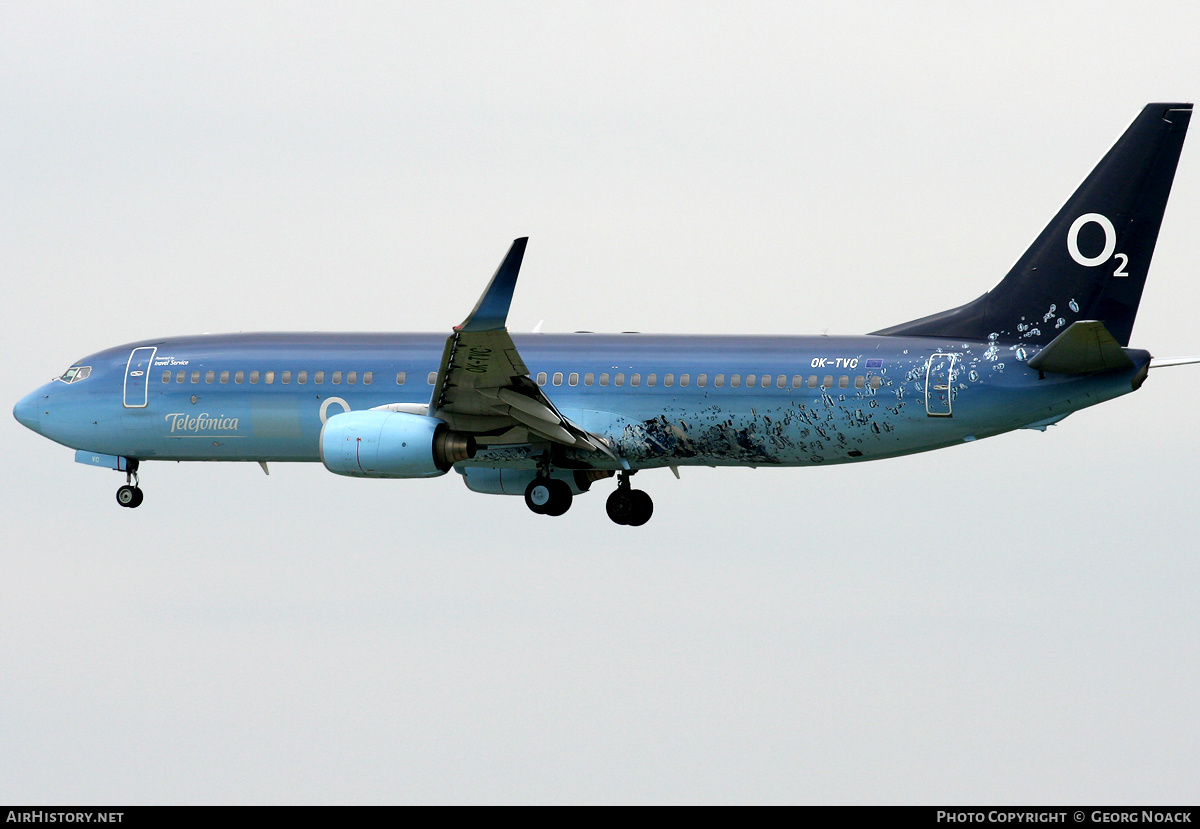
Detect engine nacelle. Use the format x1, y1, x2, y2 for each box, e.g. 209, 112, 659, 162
320, 410, 475, 478
458, 466, 612, 495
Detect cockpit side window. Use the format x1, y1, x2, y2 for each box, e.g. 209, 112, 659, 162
58, 366, 92, 383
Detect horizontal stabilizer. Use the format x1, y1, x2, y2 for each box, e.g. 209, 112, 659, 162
1027, 320, 1134, 374
1150, 356, 1200, 368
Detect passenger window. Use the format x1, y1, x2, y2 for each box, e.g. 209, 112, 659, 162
745, 375, 756, 388
553, 372, 563, 386
161, 371, 171, 383
568, 372, 579, 386
297, 371, 307, 385
776, 375, 786, 388
265, 371, 275, 384
839, 376, 849, 388
715, 374, 725, 387
363, 372, 372, 385
792, 375, 802, 388
663, 374, 674, 387
235, 371, 245, 384
823, 375, 833, 388
249, 371, 260, 384
730, 375, 741, 388
855, 375, 865, 389
332, 371, 342, 384
220, 371, 229, 384
615, 373, 625, 386
584, 373, 594, 386
870, 376, 883, 389
537, 372, 547, 386
697, 374, 707, 387
314, 371, 325, 384
395, 372, 406, 385
599, 373, 609, 386
205, 370, 215, 384
176, 371, 186, 383
631, 374, 641, 387
809, 375, 819, 388
763, 375, 773, 388
347, 371, 357, 385
427, 372, 436, 385
680, 374, 689, 387
647, 374, 657, 387
190, 371, 200, 383
281, 371, 291, 384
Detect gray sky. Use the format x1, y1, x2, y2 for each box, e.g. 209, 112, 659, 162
3, 1, 1199, 804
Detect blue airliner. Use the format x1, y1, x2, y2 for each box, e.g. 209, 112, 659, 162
14, 103, 1199, 525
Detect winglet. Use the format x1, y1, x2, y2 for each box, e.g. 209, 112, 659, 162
458, 238, 528, 332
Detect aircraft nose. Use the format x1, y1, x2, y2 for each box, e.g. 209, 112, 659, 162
13, 389, 45, 435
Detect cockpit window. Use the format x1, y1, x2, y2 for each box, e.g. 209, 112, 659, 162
58, 366, 92, 383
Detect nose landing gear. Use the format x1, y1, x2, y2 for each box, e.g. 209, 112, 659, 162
115, 461, 143, 509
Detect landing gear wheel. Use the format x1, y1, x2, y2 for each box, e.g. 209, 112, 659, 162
626, 489, 653, 526
606, 489, 633, 525
525, 477, 572, 516
543, 479, 573, 516
116, 485, 143, 508
607, 487, 653, 525
525, 477, 552, 514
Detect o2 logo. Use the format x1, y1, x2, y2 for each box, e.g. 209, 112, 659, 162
1067, 213, 1129, 277
319, 396, 350, 424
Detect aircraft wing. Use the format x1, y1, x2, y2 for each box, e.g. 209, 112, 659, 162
426, 238, 615, 456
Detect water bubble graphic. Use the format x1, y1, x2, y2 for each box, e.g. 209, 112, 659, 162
1069, 299, 1080, 312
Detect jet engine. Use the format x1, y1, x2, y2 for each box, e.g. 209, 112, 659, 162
320, 411, 475, 478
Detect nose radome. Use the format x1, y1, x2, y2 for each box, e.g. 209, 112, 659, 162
13, 390, 44, 435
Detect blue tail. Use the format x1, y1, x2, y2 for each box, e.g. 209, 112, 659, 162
875, 103, 1191, 346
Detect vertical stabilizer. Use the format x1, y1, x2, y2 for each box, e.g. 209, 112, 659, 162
875, 103, 1191, 345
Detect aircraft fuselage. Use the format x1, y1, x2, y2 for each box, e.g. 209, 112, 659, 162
15, 331, 1148, 471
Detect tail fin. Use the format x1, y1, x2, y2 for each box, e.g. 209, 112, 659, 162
874, 103, 1191, 346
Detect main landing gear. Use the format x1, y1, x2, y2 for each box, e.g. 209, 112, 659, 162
115, 461, 143, 509
522, 460, 654, 525
523, 452, 577, 517
524, 476, 573, 516
605, 471, 653, 526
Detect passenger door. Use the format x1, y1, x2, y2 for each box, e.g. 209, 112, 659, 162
123, 347, 157, 408
925, 354, 956, 417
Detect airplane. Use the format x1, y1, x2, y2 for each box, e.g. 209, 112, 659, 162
13, 103, 1200, 526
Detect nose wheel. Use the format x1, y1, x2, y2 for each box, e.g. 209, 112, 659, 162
116, 484, 143, 508
606, 472, 653, 526
115, 462, 143, 508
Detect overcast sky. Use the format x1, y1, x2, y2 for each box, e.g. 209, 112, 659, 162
3, 1, 1199, 804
